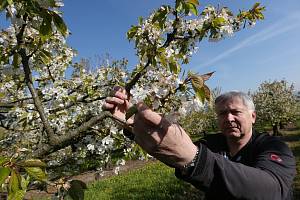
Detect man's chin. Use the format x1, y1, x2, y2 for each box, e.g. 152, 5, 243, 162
223, 130, 243, 138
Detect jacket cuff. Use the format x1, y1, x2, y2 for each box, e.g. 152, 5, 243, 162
175, 143, 207, 179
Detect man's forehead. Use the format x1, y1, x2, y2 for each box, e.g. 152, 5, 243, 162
215, 97, 246, 110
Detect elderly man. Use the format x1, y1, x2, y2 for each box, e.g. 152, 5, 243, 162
104, 89, 296, 200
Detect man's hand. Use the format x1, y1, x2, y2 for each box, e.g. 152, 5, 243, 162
102, 86, 131, 122
133, 102, 198, 169
103, 87, 198, 169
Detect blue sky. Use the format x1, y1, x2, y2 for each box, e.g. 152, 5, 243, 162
2, 1, 300, 92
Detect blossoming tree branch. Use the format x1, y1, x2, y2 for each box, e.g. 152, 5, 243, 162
0, 0, 264, 198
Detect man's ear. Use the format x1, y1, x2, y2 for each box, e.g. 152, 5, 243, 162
252, 111, 256, 124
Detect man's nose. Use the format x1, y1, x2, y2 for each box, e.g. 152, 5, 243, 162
225, 113, 235, 121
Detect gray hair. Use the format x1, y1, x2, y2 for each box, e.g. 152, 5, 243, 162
215, 91, 255, 111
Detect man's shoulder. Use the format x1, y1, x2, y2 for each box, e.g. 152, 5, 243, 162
252, 132, 292, 154
197, 133, 227, 151
200, 132, 224, 142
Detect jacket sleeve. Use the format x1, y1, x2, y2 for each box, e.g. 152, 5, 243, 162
175, 138, 296, 200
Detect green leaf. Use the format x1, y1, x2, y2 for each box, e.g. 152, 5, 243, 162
12, 54, 21, 68
0, 167, 11, 186
67, 180, 87, 200
187, 0, 199, 6
0, 92, 6, 99
24, 167, 47, 181
169, 61, 180, 74
20, 175, 30, 190
152, 6, 169, 29
0, 0, 8, 11
186, 2, 198, 16
8, 170, 21, 193
87, 86, 95, 96
8, 189, 25, 200
40, 13, 53, 38
190, 74, 204, 90
158, 54, 167, 68
130, 64, 143, 78
256, 12, 264, 20
18, 159, 47, 168
41, 49, 52, 58
203, 84, 211, 101
39, 49, 52, 64
39, 53, 49, 64
252, 2, 261, 10
7, 0, 13, 5
126, 106, 138, 121
127, 25, 139, 40
152, 6, 168, 23
175, 0, 184, 12
52, 11, 68, 36
212, 17, 226, 28
0, 156, 9, 165
69, 95, 77, 103
138, 16, 143, 25
47, 0, 56, 7
200, 71, 215, 81
179, 83, 187, 92
195, 86, 206, 103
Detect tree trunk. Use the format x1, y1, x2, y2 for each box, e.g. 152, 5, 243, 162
279, 121, 284, 129
272, 124, 280, 136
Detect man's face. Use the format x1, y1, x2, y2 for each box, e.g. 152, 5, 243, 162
216, 97, 256, 139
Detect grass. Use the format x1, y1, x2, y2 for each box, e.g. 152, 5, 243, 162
85, 162, 203, 200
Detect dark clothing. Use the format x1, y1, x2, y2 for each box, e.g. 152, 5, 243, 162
176, 132, 296, 200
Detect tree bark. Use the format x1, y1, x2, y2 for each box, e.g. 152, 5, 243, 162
272, 124, 280, 136
279, 121, 284, 129
32, 111, 111, 158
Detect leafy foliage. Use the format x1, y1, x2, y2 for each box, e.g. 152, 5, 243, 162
0, 0, 264, 198
252, 80, 298, 134
0, 156, 46, 200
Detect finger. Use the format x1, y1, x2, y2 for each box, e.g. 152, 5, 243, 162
105, 96, 125, 105
114, 91, 128, 100
113, 85, 124, 92
109, 87, 128, 100
102, 102, 116, 110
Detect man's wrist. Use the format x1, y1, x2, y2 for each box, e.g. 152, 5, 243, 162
180, 145, 200, 176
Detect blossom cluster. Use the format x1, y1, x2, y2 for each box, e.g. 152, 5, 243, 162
0, 0, 264, 179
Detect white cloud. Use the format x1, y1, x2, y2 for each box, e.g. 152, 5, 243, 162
194, 12, 300, 69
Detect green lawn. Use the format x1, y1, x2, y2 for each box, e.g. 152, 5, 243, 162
85, 162, 203, 200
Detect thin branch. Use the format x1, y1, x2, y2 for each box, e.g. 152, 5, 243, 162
46, 64, 56, 82
32, 111, 111, 157
20, 48, 57, 144
15, 15, 57, 145
125, 60, 150, 93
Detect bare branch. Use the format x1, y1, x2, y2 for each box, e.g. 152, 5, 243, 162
32, 111, 111, 157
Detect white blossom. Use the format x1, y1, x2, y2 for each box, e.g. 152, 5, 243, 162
114, 166, 120, 175
87, 144, 95, 152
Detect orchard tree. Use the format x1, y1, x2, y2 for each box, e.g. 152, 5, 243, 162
180, 87, 221, 136
252, 80, 297, 135
0, 0, 265, 198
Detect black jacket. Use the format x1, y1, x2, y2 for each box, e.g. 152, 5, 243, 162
176, 132, 296, 200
